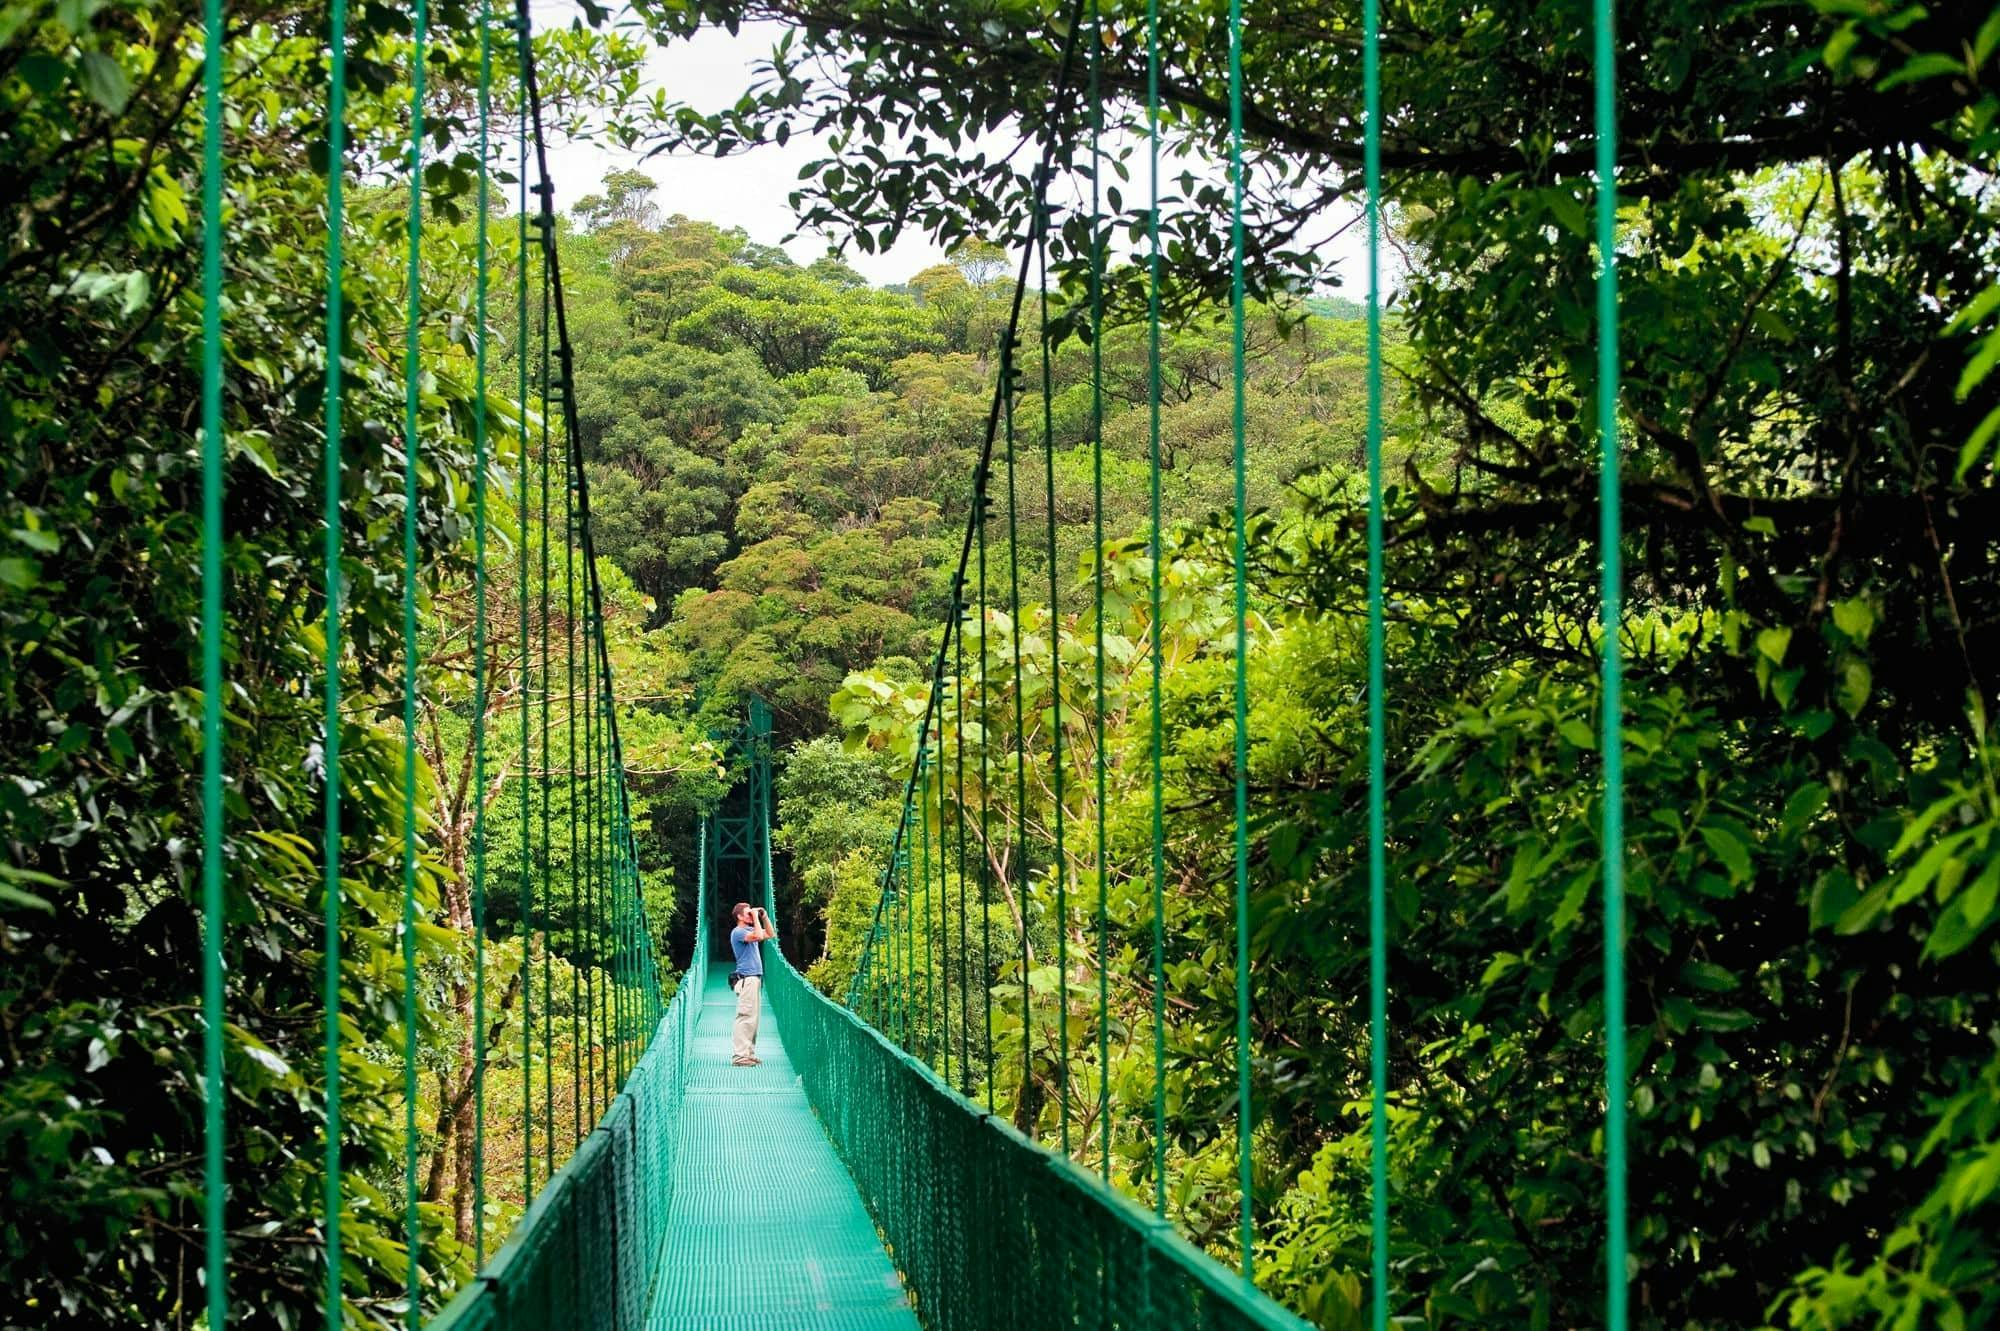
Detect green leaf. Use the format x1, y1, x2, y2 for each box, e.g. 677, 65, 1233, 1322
1877, 51, 1968, 90
1543, 189, 1588, 238
1755, 626, 1792, 664
1783, 782, 1830, 837
1680, 960, 1738, 993
1550, 869, 1591, 933
1837, 658, 1873, 717
1957, 403, 2000, 481
1699, 825, 1753, 883
76, 51, 131, 114
1810, 869, 1861, 929
1979, 7, 2000, 67
16, 52, 65, 96
1830, 597, 1875, 642
1957, 328, 2000, 400
1558, 718, 1595, 750
0, 882, 54, 912
1923, 857, 2000, 961
0, 557, 40, 589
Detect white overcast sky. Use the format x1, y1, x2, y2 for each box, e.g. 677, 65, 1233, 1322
540, 12, 955, 285
535, 4, 1373, 293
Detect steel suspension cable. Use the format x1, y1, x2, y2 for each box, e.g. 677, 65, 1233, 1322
1594, 0, 1629, 1323
1086, 0, 1110, 1184
1363, 0, 1390, 1323
399, 1, 429, 1317
471, 0, 494, 1274
582, 492, 600, 1123
320, 0, 349, 1314
921, 748, 938, 1069
953, 595, 971, 1089
1227, 0, 1255, 1280
1004, 340, 1032, 1132
537, 247, 555, 1178
977, 437, 995, 1109
1144, 0, 1168, 1220
1038, 229, 1072, 1159
565, 327, 581, 1147
514, 0, 534, 1210
198, 0, 226, 1317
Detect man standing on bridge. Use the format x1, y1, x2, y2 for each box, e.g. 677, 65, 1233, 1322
729, 902, 773, 1066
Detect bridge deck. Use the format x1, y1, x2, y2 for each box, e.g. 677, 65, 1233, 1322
647, 970, 919, 1331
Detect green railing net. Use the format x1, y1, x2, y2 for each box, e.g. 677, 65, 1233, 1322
761, 819, 1308, 1331
428, 828, 708, 1331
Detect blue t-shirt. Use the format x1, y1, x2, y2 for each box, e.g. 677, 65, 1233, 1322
730, 924, 764, 978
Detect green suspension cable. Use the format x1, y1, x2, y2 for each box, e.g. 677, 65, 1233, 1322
470, 0, 492, 1275
1004, 341, 1033, 1135
1086, 0, 1110, 1184
537, 250, 554, 1176
920, 748, 939, 1070
400, 0, 428, 1317
1038, 233, 1072, 1159
1594, 0, 1629, 1324
897, 838, 909, 1044
1227, 0, 1255, 1281
582, 515, 599, 1122
515, 4, 533, 1208
954, 588, 972, 1090
1363, 0, 1389, 1323
1144, 0, 1168, 1220
977, 453, 995, 1109
321, 0, 349, 1314
564, 345, 581, 1147
198, 0, 226, 1318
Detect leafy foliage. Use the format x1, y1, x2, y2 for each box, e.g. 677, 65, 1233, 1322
666, 1, 2000, 1328
0, 1, 689, 1325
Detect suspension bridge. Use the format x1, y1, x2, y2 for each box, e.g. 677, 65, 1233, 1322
151, 0, 1654, 1321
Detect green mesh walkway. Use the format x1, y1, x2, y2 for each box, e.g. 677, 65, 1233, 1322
646, 971, 919, 1331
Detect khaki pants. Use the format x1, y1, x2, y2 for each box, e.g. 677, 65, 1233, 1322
732, 975, 762, 1063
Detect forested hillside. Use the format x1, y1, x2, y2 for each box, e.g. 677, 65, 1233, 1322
629, 1, 2000, 1328
6, 0, 1999, 1329
554, 178, 1388, 739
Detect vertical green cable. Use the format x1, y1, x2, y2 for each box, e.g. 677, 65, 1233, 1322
899, 834, 913, 1045
400, 1, 428, 1317
897, 842, 908, 1044
320, 0, 348, 1314
954, 590, 971, 1089
1143, 0, 1167, 1220
515, 13, 533, 1209
1226, 0, 1255, 1281
469, 0, 492, 1272
564, 351, 581, 1147
604, 747, 620, 1079
977, 458, 995, 1108
1086, 0, 1110, 1184
1038, 235, 1072, 1159
198, 0, 226, 1319
537, 253, 554, 1176
1362, 0, 1389, 1323
601, 668, 616, 1083
582, 519, 599, 1122
920, 748, 940, 1071
1593, 1, 1629, 1325
905, 822, 915, 1048
602, 666, 613, 1092
1004, 343, 1032, 1135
